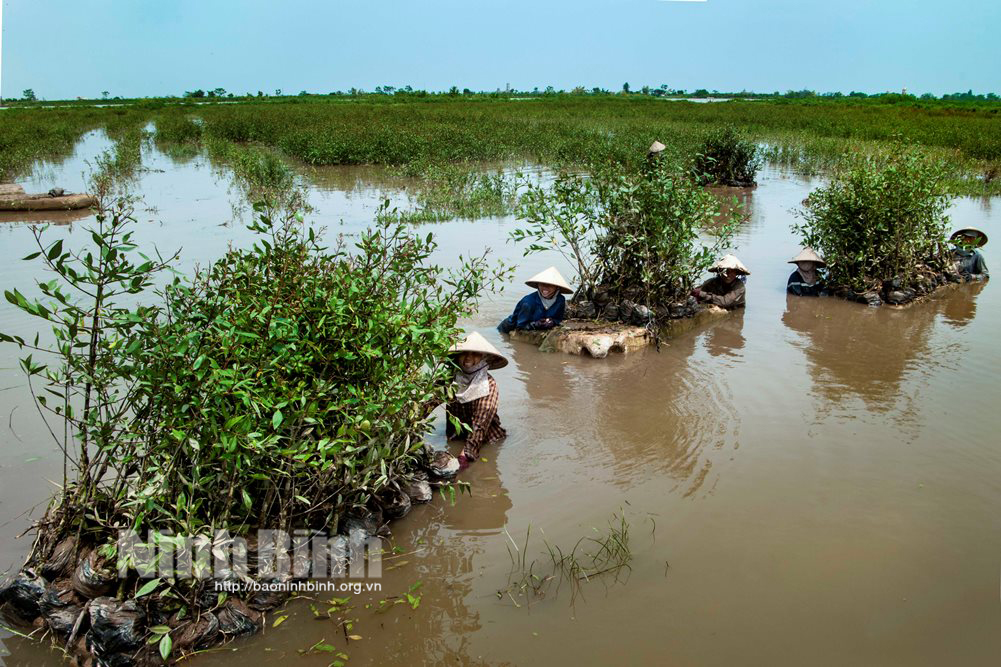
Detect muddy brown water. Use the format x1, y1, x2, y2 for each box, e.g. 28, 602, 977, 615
1, 135, 1000, 666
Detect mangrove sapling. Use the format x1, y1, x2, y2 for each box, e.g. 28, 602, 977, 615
513, 159, 740, 319
693, 125, 761, 187
1, 191, 508, 662
511, 171, 602, 298
1, 196, 179, 546
793, 148, 954, 298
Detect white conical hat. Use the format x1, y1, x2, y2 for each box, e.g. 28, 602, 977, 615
447, 331, 508, 370
788, 247, 826, 267
647, 140, 666, 154
525, 266, 573, 294
710, 254, 751, 275
950, 227, 988, 247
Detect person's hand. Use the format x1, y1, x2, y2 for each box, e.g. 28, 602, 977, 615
690, 289, 703, 300
457, 453, 471, 470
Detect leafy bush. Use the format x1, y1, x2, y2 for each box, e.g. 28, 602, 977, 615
793, 149, 953, 292
513, 160, 739, 309
2, 197, 504, 542
153, 114, 203, 144
693, 125, 761, 186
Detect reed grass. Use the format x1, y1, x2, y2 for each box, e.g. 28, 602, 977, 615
501, 512, 635, 606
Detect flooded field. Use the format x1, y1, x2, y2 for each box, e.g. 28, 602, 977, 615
1, 135, 999, 665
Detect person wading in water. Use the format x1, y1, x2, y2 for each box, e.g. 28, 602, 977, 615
787, 247, 827, 296
446, 332, 508, 469
692, 254, 750, 309
497, 266, 573, 333
949, 227, 989, 280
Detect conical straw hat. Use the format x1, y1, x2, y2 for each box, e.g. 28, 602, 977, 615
710, 254, 751, 275
447, 331, 508, 370
788, 247, 826, 267
525, 266, 573, 294
950, 227, 988, 248
647, 140, 666, 155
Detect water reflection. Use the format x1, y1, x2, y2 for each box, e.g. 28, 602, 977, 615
441, 456, 513, 537
709, 184, 756, 232
704, 310, 746, 359
781, 286, 986, 412
509, 343, 575, 410
941, 280, 986, 328
0, 208, 92, 226
578, 334, 739, 496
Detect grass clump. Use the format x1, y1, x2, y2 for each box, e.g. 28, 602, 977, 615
693, 125, 761, 186
794, 147, 954, 293
501, 512, 636, 606
379, 161, 519, 223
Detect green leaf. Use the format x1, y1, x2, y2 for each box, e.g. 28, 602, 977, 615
272, 409, 283, 429
135, 578, 161, 598
273, 615, 288, 628
159, 633, 172, 661
47, 239, 63, 261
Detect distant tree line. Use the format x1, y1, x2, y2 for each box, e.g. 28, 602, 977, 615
6, 86, 1000, 105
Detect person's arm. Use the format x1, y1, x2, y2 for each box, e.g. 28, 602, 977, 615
704, 282, 745, 308
499, 295, 529, 332
975, 252, 989, 277
787, 272, 804, 296
461, 379, 500, 461
691, 278, 712, 301
514, 294, 541, 330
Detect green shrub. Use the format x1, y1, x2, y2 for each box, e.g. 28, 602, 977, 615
2, 197, 504, 540
154, 113, 203, 144
513, 160, 739, 308
693, 125, 761, 186
793, 149, 953, 292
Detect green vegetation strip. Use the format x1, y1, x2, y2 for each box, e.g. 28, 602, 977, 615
3, 97, 1000, 195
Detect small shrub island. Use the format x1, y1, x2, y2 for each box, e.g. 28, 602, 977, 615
794, 148, 981, 306
0, 197, 505, 664
508, 155, 745, 354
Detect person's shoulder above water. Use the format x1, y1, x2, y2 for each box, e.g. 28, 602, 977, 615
786, 248, 827, 296
949, 228, 989, 279
692, 255, 749, 309
498, 266, 573, 333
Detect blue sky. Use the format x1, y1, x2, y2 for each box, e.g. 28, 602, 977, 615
1, 0, 998, 100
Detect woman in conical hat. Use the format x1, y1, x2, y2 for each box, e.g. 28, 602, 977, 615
445, 331, 508, 467
949, 227, 989, 279
787, 247, 828, 297
497, 266, 573, 334
692, 254, 749, 309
